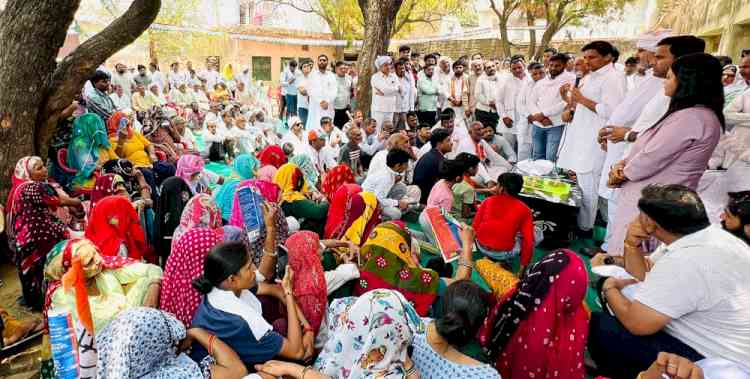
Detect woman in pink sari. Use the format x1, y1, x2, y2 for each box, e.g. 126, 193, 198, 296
479, 249, 589, 379
159, 225, 248, 326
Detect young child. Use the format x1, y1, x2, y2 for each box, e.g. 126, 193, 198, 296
473, 172, 534, 273
451, 153, 480, 224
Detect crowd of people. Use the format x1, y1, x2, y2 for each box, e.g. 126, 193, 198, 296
1, 30, 750, 379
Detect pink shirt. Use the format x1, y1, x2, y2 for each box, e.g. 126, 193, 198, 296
608, 107, 721, 256
426, 180, 453, 211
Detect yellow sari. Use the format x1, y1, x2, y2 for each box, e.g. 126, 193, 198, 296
273, 163, 309, 203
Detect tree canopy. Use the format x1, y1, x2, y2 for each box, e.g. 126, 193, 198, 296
489, 0, 632, 60
263, 0, 475, 42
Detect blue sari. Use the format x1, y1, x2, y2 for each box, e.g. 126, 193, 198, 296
213, 154, 259, 220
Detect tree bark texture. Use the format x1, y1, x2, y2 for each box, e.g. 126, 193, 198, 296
354, 0, 403, 118
0, 0, 161, 202
526, 9, 537, 61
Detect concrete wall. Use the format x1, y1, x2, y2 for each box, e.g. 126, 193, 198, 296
654, 0, 750, 61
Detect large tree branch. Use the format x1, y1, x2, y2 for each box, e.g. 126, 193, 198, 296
260, 0, 317, 15
392, 0, 418, 35
38, 0, 161, 152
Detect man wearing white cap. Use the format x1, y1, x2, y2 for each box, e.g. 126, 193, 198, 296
590, 30, 671, 256
370, 55, 401, 133
435, 56, 453, 111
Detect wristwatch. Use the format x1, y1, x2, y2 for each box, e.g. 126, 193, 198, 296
624, 130, 637, 142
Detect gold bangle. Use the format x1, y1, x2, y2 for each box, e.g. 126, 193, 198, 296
301, 365, 312, 379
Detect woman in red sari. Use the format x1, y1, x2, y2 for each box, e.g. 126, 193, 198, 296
257, 145, 287, 169
478, 249, 589, 379
85, 195, 149, 261
321, 164, 356, 202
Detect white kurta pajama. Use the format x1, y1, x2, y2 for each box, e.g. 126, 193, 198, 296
453, 134, 513, 185
557, 63, 626, 231
370, 71, 401, 133
499, 73, 529, 149
597, 73, 664, 251
305, 69, 338, 130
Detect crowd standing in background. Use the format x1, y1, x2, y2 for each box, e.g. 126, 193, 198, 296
1, 32, 750, 379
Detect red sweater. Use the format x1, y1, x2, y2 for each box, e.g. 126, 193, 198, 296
473, 193, 534, 266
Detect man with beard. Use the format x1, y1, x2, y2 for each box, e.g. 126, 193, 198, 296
417, 64, 439, 125
528, 53, 575, 161
112, 63, 135, 101
394, 59, 416, 129
447, 60, 471, 123
305, 54, 337, 130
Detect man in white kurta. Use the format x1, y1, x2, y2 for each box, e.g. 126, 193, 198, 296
305, 55, 338, 131
557, 41, 626, 232
597, 31, 670, 252
498, 59, 529, 150
453, 121, 512, 185
434, 56, 453, 111
527, 59, 574, 161
370, 56, 401, 133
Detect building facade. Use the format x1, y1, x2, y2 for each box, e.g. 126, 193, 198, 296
651, 0, 750, 60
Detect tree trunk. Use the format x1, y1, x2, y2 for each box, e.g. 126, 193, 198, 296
535, 24, 557, 61
354, 0, 403, 117
0, 0, 161, 202
526, 9, 537, 61
498, 18, 512, 59
0, 0, 81, 201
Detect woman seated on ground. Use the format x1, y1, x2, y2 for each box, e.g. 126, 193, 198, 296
161, 224, 248, 327
85, 195, 149, 261
324, 184, 380, 245
321, 164, 357, 202
412, 280, 500, 378
255, 289, 423, 379
171, 194, 224, 250
214, 154, 259, 221
274, 163, 328, 236
107, 110, 159, 169
101, 158, 154, 203
355, 221, 476, 316
257, 145, 287, 175
89, 173, 128, 208
66, 113, 116, 193
176, 154, 224, 195
7, 156, 83, 230
97, 307, 247, 379
6, 182, 70, 311
41, 239, 162, 377
478, 250, 589, 379
189, 241, 315, 370
229, 180, 291, 273
473, 172, 535, 274
289, 154, 321, 192
43, 238, 162, 332
142, 111, 183, 163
